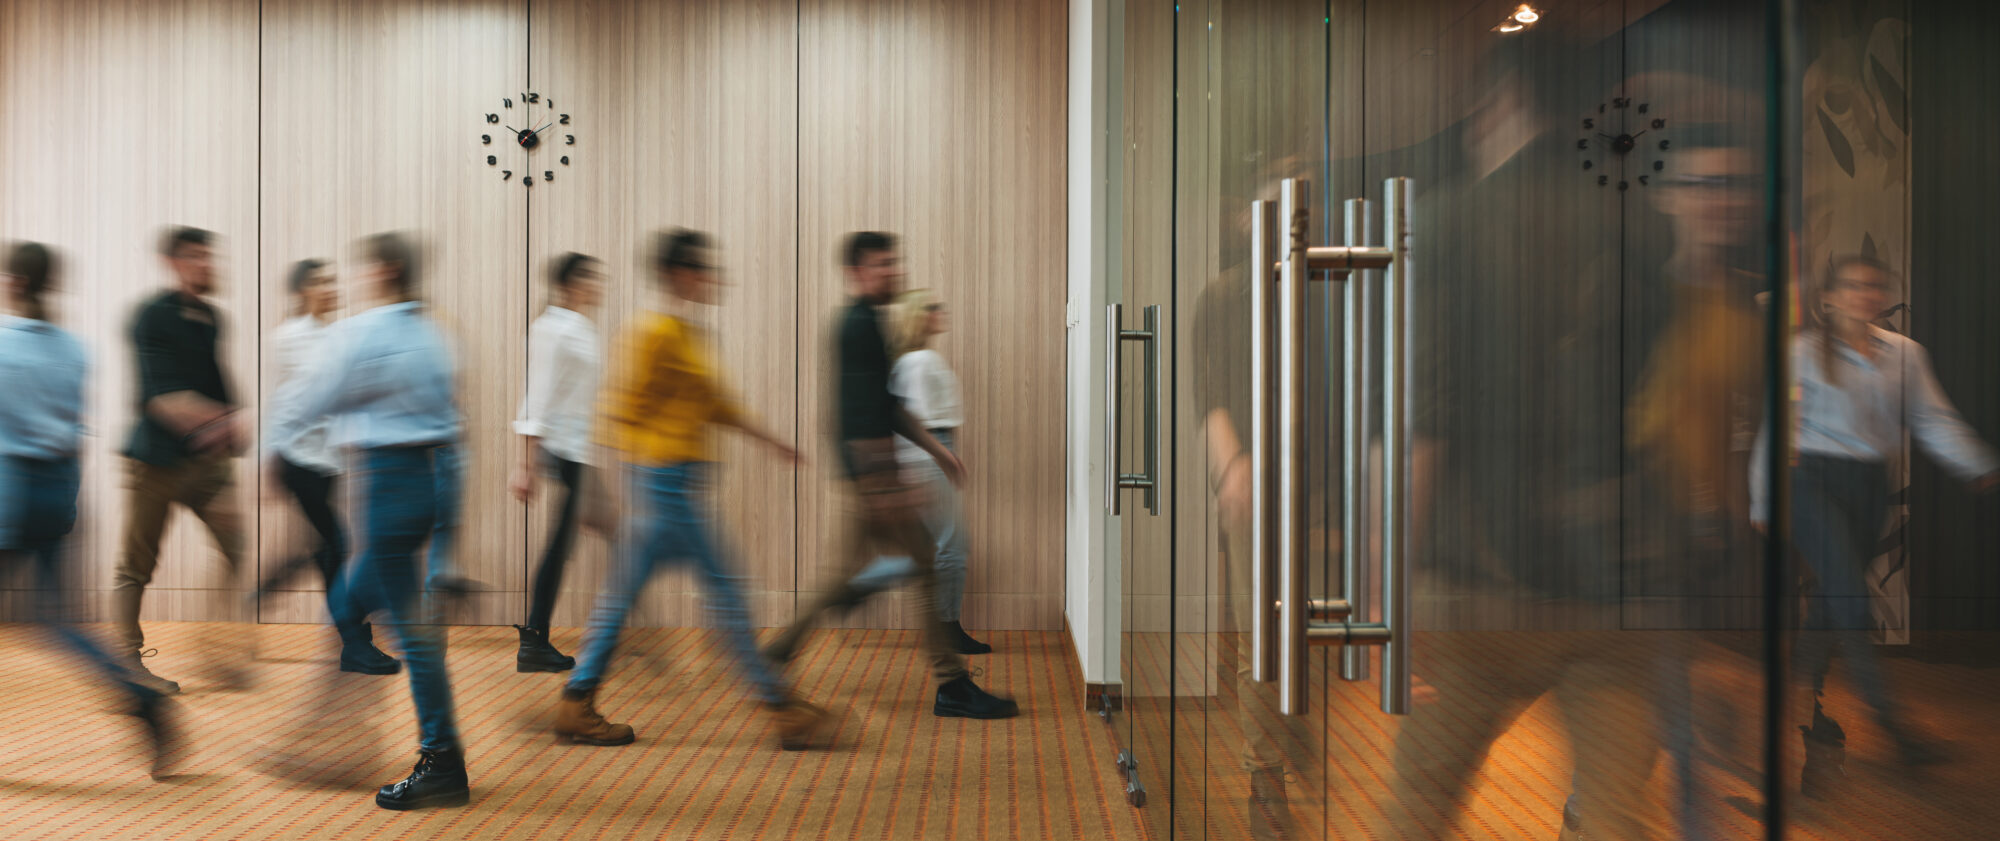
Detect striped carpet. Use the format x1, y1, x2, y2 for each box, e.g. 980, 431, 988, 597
0, 624, 1141, 841
1120, 630, 2000, 840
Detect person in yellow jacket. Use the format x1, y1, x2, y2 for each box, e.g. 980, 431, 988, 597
552, 229, 829, 750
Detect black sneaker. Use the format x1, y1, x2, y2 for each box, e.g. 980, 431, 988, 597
515, 625, 576, 673
375, 748, 470, 810
127, 649, 181, 695
133, 691, 184, 780
934, 675, 1020, 719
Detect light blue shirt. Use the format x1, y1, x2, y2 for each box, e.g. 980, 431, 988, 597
0, 315, 88, 460
1752, 327, 2000, 521
267, 301, 459, 454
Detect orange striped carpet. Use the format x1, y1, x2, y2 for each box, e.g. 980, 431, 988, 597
1120, 631, 2000, 840
0, 624, 1142, 841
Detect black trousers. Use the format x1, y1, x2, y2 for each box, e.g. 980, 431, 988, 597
526, 456, 583, 632
261, 455, 364, 640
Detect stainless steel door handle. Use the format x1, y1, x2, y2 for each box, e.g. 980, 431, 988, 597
1106, 303, 1161, 516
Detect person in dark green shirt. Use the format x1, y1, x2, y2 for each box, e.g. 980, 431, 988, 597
111, 227, 248, 695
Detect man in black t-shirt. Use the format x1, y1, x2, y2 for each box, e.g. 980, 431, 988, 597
113, 227, 248, 694
763, 231, 1018, 723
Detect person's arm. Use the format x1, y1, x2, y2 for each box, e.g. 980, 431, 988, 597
599, 319, 668, 459
266, 319, 359, 467
893, 405, 962, 484
1906, 340, 2000, 492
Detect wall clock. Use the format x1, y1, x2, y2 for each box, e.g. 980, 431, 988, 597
1577, 97, 1669, 190
480, 91, 573, 187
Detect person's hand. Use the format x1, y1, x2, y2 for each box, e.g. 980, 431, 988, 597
510, 464, 537, 503
1413, 674, 1440, 706
260, 456, 284, 503
770, 441, 803, 466
1972, 471, 2000, 495
187, 410, 241, 456
937, 451, 967, 487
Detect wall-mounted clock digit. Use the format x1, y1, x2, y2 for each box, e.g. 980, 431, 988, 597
481, 91, 574, 187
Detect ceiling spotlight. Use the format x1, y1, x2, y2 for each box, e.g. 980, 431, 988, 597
1513, 4, 1542, 24
1496, 20, 1526, 33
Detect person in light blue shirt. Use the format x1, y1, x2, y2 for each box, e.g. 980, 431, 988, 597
264, 232, 470, 811
1752, 254, 2000, 791
1, 241, 181, 778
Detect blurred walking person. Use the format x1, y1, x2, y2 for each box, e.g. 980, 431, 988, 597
878, 289, 988, 654
553, 230, 828, 750
1753, 253, 2000, 795
114, 226, 249, 694
266, 232, 470, 810
1, 242, 182, 778
509, 252, 605, 672
762, 231, 1018, 721
258, 258, 399, 675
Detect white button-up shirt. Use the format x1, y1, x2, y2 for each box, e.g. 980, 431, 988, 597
1752, 327, 2000, 520
891, 348, 963, 465
513, 306, 601, 466
267, 314, 341, 474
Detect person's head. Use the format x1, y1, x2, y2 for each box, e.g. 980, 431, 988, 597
159, 226, 217, 296
3, 241, 58, 321
360, 232, 421, 303
1821, 253, 1893, 330
1649, 124, 1761, 250
550, 252, 605, 312
842, 231, 903, 305
288, 258, 337, 318
652, 229, 720, 305
887, 288, 944, 356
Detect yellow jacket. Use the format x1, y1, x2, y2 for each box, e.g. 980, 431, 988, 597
597, 312, 745, 464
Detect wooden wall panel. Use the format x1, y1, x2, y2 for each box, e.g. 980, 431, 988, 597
528, 0, 800, 631
0, 0, 261, 623
797, 0, 1068, 631
254, 0, 529, 627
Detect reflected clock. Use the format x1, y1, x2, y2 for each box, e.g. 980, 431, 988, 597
480, 91, 574, 187
1577, 97, 1669, 190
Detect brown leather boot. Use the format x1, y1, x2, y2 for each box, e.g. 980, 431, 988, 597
554, 687, 635, 746
770, 695, 833, 751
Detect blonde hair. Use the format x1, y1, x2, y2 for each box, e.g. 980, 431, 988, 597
886, 288, 938, 358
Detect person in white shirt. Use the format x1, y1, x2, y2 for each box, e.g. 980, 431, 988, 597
1752, 254, 1999, 787
259, 259, 398, 675
883, 289, 988, 654
508, 253, 605, 672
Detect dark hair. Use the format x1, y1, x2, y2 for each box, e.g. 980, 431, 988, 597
1817, 253, 1895, 388
842, 231, 896, 268
159, 226, 214, 259
552, 252, 598, 288
5, 241, 56, 320
363, 232, 421, 294
652, 228, 713, 273
288, 258, 328, 295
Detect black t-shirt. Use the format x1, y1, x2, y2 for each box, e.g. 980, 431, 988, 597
835, 297, 898, 477
124, 289, 232, 466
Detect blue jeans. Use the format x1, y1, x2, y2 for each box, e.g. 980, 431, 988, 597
333, 447, 460, 751
858, 431, 970, 621
569, 463, 787, 705
1, 456, 154, 701
424, 443, 462, 591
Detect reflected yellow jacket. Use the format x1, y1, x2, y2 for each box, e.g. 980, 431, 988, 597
597, 312, 745, 464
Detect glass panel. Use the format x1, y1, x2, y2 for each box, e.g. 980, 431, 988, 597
1780, 2, 2000, 838
1169, 1, 1789, 838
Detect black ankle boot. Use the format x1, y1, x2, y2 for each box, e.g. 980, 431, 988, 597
934, 675, 1020, 719
943, 620, 992, 655
516, 625, 575, 673
340, 623, 402, 675
375, 748, 470, 810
